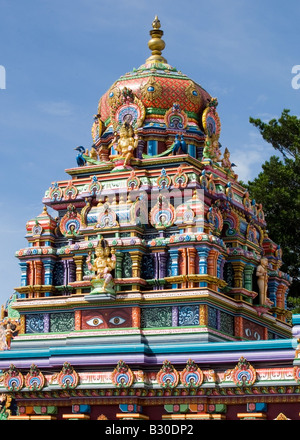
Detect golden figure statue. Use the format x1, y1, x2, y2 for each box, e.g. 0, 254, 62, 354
5, 322, 13, 350
86, 239, 116, 295
256, 257, 273, 306
109, 122, 138, 168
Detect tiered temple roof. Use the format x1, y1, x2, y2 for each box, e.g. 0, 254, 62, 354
0, 17, 298, 421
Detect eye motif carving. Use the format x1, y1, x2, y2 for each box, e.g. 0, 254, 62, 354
86, 317, 104, 327
109, 316, 126, 326
86, 315, 126, 327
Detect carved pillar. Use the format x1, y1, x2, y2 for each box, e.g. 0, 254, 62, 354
114, 252, 124, 293
44, 314, 50, 333
244, 265, 255, 291
34, 261, 44, 286
196, 247, 210, 287
63, 259, 76, 284
19, 262, 28, 287
129, 251, 143, 278
276, 284, 288, 321
27, 261, 34, 286
196, 247, 210, 273
98, 146, 110, 162
179, 248, 188, 288
168, 249, 179, 276
207, 249, 219, 290
217, 254, 225, 279
132, 307, 141, 327
199, 304, 208, 326
73, 255, 85, 282
137, 139, 145, 159
43, 259, 55, 297
68, 259, 76, 283
172, 306, 178, 326
231, 262, 245, 289
234, 316, 243, 339
268, 279, 279, 307
187, 248, 197, 287
158, 251, 168, 289
168, 248, 179, 289
115, 252, 124, 279
20, 315, 26, 334
75, 310, 81, 330
43, 260, 55, 286
207, 250, 218, 277
153, 252, 159, 281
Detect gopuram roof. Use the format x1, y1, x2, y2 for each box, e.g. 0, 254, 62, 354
0, 17, 298, 422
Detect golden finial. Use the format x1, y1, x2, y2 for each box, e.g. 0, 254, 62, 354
146, 16, 167, 64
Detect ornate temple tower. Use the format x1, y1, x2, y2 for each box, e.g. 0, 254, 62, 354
0, 17, 295, 421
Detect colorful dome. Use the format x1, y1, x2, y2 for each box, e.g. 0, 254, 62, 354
92, 17, 211, 142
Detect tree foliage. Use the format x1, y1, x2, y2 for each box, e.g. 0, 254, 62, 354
249, 109, 300, 159
248, 110, 300, 298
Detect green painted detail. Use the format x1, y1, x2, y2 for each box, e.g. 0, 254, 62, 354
208, 404, 227, 413
164, 404, 189, 413
143, 144, 174, 159
7, 294, 20, 319
33, 406, 57, 415
50, 312, 74, 333
141, 307, 172, 328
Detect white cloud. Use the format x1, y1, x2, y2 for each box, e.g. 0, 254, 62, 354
38, 100, 74, 116
230, 135, 275, 182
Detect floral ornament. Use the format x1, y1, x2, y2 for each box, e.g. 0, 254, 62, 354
107, 86, 121, 109
180, 359, 203, 388
172, 166, 188, 188
59, 204, 82, 236
127, 170, 141, 191
49, 182, 63, 202
88, 175, 102, 196
63, 180, 78, 201
232, 357, 256, 386
57, 362, 79, 389
3, 364, 24, 391
185, 80, 202, 105
141, 76, 162, 101
157, 360, 179, 389
293, 366, 300, 383
25, 364, 45, 391
149, 194, 175, 230
110, 89, 145, 131
164, 102, 188, 130
157, 168, 172, 190
111, 360, 134, 388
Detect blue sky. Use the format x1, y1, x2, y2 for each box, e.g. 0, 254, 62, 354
0, 0, 299, 306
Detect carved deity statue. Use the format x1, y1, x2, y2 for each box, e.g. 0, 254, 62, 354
109, 122, 138, 168
86, 239, 116, 294
256, 257, 272, 306
221, 147, 238, 179
202, 134, 222, 163
221, 147, 232, 168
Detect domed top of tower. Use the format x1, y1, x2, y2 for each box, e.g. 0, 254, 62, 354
92, 17, 213, 144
